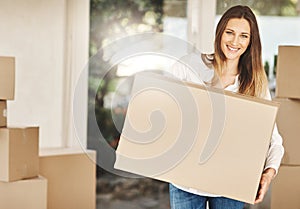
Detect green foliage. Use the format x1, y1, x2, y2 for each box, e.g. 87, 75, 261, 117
88, 105, 126, 149
273, 54, 278, 76
216, 0, 298, 16
264, 60, 270, 78
89, 0, 164, 108
90, 0, 163, 57
88, 0, 164, 149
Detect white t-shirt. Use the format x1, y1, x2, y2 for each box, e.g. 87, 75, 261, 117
169, 53, 284, 197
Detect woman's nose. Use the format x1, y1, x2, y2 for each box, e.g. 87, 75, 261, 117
231, 35, 239, 45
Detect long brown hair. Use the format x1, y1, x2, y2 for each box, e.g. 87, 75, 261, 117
212, 5, 268, 98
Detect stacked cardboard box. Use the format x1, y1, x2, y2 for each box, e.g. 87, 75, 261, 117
0, 56, 97, 208
0, 176, 47, 209
0, 56, 47, 209
0, 57, 15, 100
0, 56, 13, 127
39, 147, 96, 209
271, 45, 300, 209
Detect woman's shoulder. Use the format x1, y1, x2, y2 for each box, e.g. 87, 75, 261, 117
174, 52, 214, 71
169, 52, 215, 84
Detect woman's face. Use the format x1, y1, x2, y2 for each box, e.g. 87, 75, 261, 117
221, 18, 251, 62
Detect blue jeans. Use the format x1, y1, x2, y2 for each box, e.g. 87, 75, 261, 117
169, 184, 245, 209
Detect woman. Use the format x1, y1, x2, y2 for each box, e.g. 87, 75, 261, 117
169, 5, 284, 209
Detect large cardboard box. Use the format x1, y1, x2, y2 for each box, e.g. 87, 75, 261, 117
114, 72, 279, 204
0, 127, 39, 182
273, 97, 300, 165
0, 176, 47, 209
0, 101, 7, 127
271, 165, 300, 209
0, 56, 15, 100
275, 45, 300, 99
39, 147, 96, 209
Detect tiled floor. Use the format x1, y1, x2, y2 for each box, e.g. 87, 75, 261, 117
96, 173, 170, 209
97, 193, 170, 209
96, 186, 271, 209
96, 172, 271, 209
96, 193, 270, 209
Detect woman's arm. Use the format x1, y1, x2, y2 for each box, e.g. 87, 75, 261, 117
263, 89, 285, 174
255, 167, 276, 203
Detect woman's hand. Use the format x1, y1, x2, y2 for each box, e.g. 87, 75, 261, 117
254, 168, 276, 204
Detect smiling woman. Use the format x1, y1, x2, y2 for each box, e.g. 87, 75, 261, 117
169, 5, 284, 209
212, 5, 268, 97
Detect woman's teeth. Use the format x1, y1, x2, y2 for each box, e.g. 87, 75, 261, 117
228, 46, 238, 51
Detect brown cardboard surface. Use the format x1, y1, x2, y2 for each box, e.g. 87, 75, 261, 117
0, 127, 39, 182
273, 98, 300, 165
0, 101, 7, 127
0, 176, 47, 209
0, 56, 15, 100
271, 165, 300, 209
275, 45, 300, 99
39, 147, 96, 209
114, 72, 279, 204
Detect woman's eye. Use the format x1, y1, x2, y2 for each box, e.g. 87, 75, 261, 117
225, 31, 233, 34
241, 35, 249, 39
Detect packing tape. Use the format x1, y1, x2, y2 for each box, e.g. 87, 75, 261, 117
21, 129, 29, 177
17, 163, 29, 178
22, 128, 27, 145
23, 164, 28, 177
2, 108, 7, 117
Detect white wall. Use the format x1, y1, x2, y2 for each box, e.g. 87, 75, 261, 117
187, 0, 216, 53
0, 0, 89, 148
258, 16, 300, 77
63, 0, 90, 148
